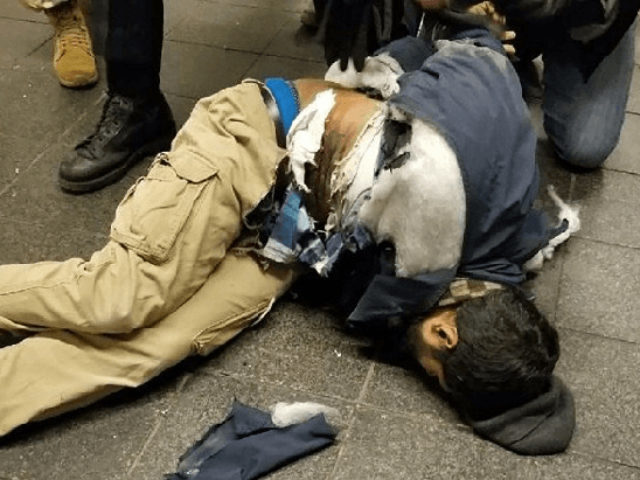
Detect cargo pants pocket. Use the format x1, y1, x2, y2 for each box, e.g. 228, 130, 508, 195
110, 153, 218, 264
191, 298, 275, 357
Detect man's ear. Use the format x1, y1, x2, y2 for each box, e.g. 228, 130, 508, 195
431, 310, 458, 351
435, 323, 458, 350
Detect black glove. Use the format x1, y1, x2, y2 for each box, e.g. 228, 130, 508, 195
322, 0, 406, 71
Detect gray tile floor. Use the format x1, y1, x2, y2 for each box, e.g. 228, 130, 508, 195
1, 2, 639, 479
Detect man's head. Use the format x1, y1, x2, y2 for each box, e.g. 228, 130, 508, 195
409, 287, 559, 419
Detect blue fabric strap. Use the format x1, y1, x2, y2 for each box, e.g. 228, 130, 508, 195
264, 77, 299, 137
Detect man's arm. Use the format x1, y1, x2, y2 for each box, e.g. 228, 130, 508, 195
489, 0, 625, 43
426, 0, 631, 45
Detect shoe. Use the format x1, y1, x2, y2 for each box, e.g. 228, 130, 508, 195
45, 0, 98, 88
59, 92, 176, 193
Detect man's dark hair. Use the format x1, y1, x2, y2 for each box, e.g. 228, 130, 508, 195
439, 287, 559, 419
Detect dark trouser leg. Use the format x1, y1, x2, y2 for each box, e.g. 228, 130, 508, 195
106, 0, 164, 97
542, 21, 636, 169
59, 0, 175, 193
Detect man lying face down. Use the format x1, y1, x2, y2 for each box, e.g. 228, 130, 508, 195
0, 22, 576, 453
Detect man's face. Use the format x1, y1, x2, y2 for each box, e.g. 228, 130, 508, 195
408, 308, 459, 390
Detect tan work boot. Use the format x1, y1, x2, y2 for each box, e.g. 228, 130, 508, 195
45, 0, 98, 88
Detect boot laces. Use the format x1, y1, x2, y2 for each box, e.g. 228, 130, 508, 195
77, 95, 133, 157
53, 4, 93, 55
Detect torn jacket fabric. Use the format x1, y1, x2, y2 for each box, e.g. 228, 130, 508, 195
249, 78, 378, 277
166, 401, 336, 480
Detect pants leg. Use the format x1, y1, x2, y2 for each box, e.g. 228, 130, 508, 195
542, 21, 636, 169
0, 83, 284, 335
0, 252, 295, 438
106, 0, 164, 96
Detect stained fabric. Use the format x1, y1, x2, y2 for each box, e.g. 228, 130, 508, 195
251, 83, 382, 277
166, 402, 336, 480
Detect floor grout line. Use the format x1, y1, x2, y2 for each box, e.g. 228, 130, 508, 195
571, 233, 640, 251
557, 325, 640, 346
24, 33, 53, 58
325, 362, 376, 480
0, 16, 48, 24
600, 165, 640, 176
195, 368, 366, 406
163, 37, 323, 64
570, 450, 640, 471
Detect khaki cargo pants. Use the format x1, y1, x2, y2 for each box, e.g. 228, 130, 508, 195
0, 82, 295, 437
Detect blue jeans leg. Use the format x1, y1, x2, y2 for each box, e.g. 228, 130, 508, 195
542, 21, 636, 169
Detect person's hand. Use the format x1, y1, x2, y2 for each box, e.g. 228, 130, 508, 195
466, 1, 516, 56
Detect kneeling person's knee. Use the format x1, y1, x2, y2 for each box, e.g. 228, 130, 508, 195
553, 136, 617, 169
545, 115, 621, 169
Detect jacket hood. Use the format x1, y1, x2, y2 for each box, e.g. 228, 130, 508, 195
467, 376, 575, 455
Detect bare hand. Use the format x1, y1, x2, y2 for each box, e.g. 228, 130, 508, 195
466, 1, 516, 56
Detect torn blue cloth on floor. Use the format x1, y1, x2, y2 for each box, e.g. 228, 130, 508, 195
166, 401, 336, 480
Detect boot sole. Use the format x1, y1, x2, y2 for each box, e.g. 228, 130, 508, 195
59, 132, 174, 194
58, 71, 99, 89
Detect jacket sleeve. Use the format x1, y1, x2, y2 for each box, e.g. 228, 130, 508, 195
492, 0, 620, 42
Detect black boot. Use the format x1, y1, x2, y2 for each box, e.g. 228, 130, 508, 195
59, 91, 176, 193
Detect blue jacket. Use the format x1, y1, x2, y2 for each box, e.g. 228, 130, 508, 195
347, 30, 554, 327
